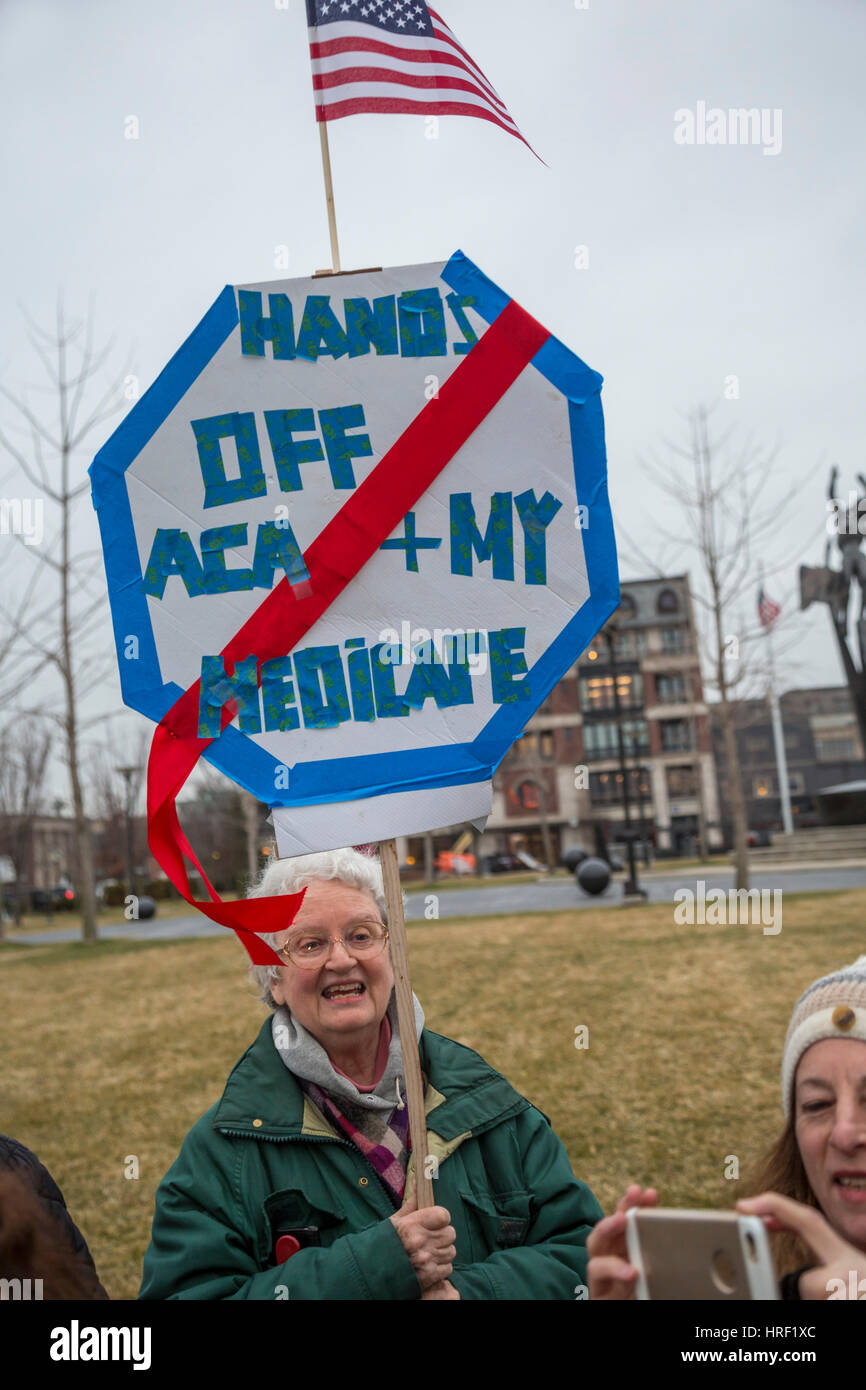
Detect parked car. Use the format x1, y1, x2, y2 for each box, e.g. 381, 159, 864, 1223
30, 885, 76, 912
482, 853, 525, 874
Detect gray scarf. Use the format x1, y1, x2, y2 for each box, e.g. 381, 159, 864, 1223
271, 989, 425, 1116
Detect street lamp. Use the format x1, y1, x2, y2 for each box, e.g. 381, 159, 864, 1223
602, 621, 647, 900
628, 729, 653, 866
115, 766, 138, 899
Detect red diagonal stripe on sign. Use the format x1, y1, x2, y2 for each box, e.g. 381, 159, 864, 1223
147, 296, 550, 964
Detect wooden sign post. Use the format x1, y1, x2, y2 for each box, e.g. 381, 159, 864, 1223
379, 838, 434, 1207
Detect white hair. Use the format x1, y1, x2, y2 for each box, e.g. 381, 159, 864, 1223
247, 846, 393, 1010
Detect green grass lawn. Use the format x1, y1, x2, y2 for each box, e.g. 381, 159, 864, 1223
1, 888, 864, 1298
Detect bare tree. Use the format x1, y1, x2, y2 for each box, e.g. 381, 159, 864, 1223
240, 789, 262, 889
86, 722, 151, 891
0, 302, 128, 939
620, 405, 815, 889
527, 748, 556, 871
175, 761, 258, 895
87, 724, 149, 820
0, 716, 53, 934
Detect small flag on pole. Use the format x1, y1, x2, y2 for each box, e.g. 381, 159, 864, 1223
305, 0, 536, 154
757, 585, 782, 630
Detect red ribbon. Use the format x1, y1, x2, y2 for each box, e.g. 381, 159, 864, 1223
146, 297, 550, 964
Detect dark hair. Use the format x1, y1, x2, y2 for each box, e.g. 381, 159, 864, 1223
746, 1112, 819, 1276
0, 1171, 108, 1299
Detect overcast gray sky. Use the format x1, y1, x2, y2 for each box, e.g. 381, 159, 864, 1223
2, 0, 865, 793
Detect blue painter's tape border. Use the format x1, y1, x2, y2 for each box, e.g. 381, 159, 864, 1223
90, 260, 618, 808
90, 286, 239, 721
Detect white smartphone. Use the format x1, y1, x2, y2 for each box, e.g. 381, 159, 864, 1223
624, 1208, 779, 1300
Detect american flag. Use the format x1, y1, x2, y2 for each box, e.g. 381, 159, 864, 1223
305, 0, 534, 153
757, 586, 782, 630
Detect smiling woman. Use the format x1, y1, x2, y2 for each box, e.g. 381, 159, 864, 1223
740, 954, 866, 1295
138, 846, 603, 1301
586, 954, 866, 1301
268, 884, 396, 1087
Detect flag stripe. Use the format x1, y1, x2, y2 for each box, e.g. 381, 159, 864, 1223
311, 42, 512, 115
757, 587, 782, 629
312, 66, 519, 126
311, 18, 506, 108
428, 9, 506, 102
314, 93, 531, 146
314, 77, 518, 133
306, 3, 534, 154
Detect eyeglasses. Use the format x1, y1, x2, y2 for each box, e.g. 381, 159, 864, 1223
276, 921, 390, 969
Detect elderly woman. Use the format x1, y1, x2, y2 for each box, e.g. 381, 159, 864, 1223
139, 847, 602, 1300
588, 954, 866, 1300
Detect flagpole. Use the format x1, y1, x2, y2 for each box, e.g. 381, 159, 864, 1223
761, 566, 794, 835
317, 119, 342, 273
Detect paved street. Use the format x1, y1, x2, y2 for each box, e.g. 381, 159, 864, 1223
403, 865, 866, 919
6, 865, 866, 945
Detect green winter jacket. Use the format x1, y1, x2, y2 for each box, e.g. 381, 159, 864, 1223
138, 1016, 602, 1300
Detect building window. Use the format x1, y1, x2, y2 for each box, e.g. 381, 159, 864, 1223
618, 595, 637, 619
589, 768, 651, 805
656, 673, 687, 704
753, 774, 776, 798
660, 626, 685, 653
666, 765, 698, 796
657, 588, 679, 614
815, 736, 858, 761
583, 719, 650, 760
745, 735, 770, 755
512, 731, 555, 762
660, 719, 691, 752
517, 780, 542, 811
606, 630, 648, 661
787, 772, 806, 795
579, 672, 643, 712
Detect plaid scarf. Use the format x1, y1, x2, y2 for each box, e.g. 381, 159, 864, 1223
300, 1074, 426, 1206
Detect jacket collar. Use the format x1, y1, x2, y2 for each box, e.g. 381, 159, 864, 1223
212, 1015, 529, 1142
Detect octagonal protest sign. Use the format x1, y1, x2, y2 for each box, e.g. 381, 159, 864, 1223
90, 250, 619, 863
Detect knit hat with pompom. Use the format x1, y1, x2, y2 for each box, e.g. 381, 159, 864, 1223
781, 954, 866, 1116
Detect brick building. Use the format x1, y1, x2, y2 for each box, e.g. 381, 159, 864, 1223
483, 574, 723, 861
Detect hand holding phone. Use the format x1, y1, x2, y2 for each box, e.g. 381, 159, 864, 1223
586, 1183, 659, 1300
625, 1208, 779, 1300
